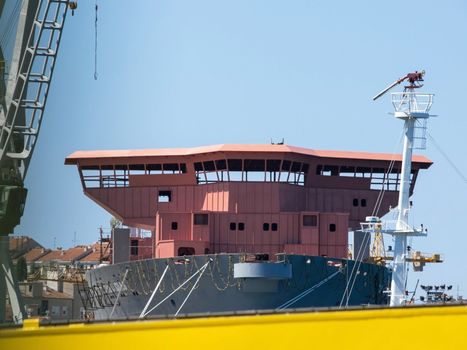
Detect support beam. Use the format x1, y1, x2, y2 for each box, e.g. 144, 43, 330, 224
0, 235, 25, 324
390, 118, 415, 307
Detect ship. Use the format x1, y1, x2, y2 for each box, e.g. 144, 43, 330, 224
65, 141, 431, 318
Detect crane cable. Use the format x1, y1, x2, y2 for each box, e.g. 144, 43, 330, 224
425, 130, 467, 184
94, 1, 98, 80
340, 130, 404, 308
0, 0, 22, 49
372, 129, 404, 217
339, 231, 371, 308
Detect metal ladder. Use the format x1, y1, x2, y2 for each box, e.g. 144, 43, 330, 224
0, 0, 69, 177
413, 119, 428, 150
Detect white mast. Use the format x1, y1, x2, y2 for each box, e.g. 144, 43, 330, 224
389, 90, 433, 306
372, 71, 434, 306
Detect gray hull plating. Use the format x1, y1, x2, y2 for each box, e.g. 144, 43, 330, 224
84, 254, 390, 319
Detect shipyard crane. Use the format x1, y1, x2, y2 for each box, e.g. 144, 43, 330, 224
0, 0, 74, 324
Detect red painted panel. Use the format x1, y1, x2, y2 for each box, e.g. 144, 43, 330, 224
129, 174, 195, 187
149, 187, 157, 217
271, 213, 280, 245
158, 213, 191, 241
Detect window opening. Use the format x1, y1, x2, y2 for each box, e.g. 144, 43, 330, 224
178, 247, 195, 256
171, 222, 178, 230
263, 223, 270, 231
227, 159, 242, 171
238, 222, 245, 231
130, 240, 139, 255
194, 214, 209, 225
158, 191, 172, 203
329, 224, 336, 232
303, 215, 317, 227
194, 162, 203, 171
203, 161, 215, 171
215, 159, 227, 170
147, 164, 162, 174
229, 222, 236, 230
271, 223, 278, 231
163, 163, 179, 174
244, 159, 265, 172
128, 164, 146, 175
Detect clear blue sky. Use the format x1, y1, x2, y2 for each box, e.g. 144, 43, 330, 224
5, 1, 467, 295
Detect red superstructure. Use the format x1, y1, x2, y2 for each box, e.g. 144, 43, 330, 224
65, 144, 431, 260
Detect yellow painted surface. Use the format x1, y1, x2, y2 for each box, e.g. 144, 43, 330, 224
1, 305, 467, 349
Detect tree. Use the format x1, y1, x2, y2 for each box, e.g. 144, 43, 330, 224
16, 256, 27, 282
110, 216, 122, 229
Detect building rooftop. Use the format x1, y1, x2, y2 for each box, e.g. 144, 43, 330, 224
78, 242, 110, 263
38, 246, 92, 264
9, 236, 43, 258
22, 247, 50, 263
65, 144, 432, 166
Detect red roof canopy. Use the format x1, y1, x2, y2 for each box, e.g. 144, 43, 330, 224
65, 144, 432, 165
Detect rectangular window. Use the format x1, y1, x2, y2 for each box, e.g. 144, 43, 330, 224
229, 222, 236, 231
147, 164, 162, 174
263, 223, 270, 231
227, 159, 242, 171
215, 159, 227, 170
244, 159, 265, 172
266, 160, 281, 172
329, 223, 336, 232
194, 162, 203, 171
291, 162, 301, 172
205, 172, 218, 183
271, 223, 278, 231
158, 190, 172, 203
361, 199, 367, 207
238, 222, 245, 231
163, 163, 180, 173
194, 214, 209, 225
62, 306, 68, 316
171, 222, 178, 230
130, 240, 139, 255
323, 165, 339, 176
303, 215, 318, 227
203, 161, 216, 171
353, 198, 359, 207
51, 306, 60, 316
40, 300, 48, 315
281, 160, 291, 171
229, 171, 243, 181
128, 164, 146, 175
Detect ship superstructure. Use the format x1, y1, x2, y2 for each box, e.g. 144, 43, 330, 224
66, 145, 431, 261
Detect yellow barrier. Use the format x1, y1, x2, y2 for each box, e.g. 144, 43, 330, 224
1, 305, 466, 349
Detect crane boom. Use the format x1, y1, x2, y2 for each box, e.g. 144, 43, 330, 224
372, 80, 402, 101
0, 0, 72, 324
372, 70, 425, 101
